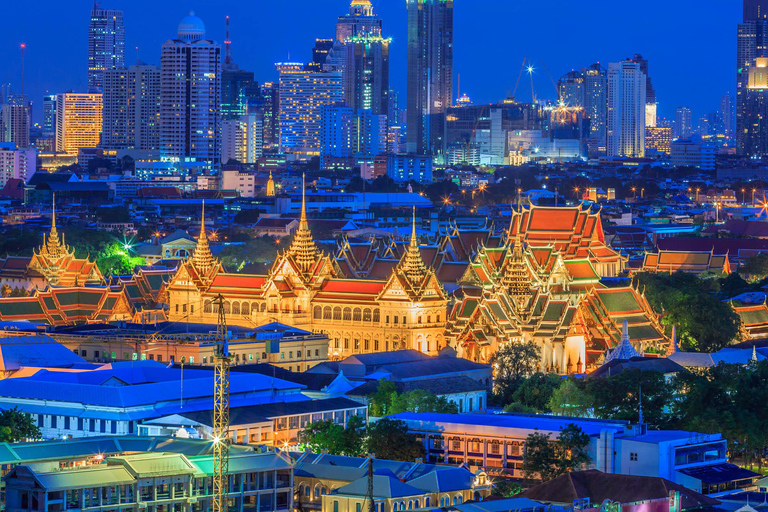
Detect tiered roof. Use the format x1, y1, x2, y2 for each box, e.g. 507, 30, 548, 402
641, 250, 730, 275
733, 302, 768, 339
0, 286, 132, 325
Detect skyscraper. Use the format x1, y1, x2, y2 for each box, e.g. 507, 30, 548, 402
406, 0, 454, 156
737, 0, 768, 154
277, 63, 343, 155
221, 16, 261, 120
160, 12, 222, 165
674, 107, 693, 138
607, 61, 646, 158
742, 57, 768, 156
584, 64, 608, 153
88, 6, 125, 92
260, 82, 280, 150
102, 65, 161, 151
721, 93, 734, 141
221, 114, 263, 164
42, 95, 57, 138
55, 93, 103, 155
630, 54, 657, 127
558, 70, 585, 108
1, 93, 31, 149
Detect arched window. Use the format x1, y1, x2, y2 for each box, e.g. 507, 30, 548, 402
204, 300, 212, 314
261, 303, 267, 312
373, 309, 380, 323
323, 307, 332, 320
353, 308, 362, 322
232, 302, 240, 315
223, 302, 231, 314
363, 308, 372, 322
343, 308, 352, 321
252, 302, 259, 314
408, 500, 414, 510
333, 307, 342, 320
242, 302, 249, 315
313, 306, 322, 320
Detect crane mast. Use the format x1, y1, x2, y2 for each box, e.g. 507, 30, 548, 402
213, 294, 230, 512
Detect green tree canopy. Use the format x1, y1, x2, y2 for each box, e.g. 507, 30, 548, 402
368, 380, 459, 416
365, 418, 425, 462
585, 370, 674, 428
547, 379, 592, 417
0, 407, 41, 442
522, 423, 590, 482
510, 373, 563, 413
491, 342, 541, 404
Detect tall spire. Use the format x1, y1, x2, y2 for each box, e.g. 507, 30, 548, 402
604, 319, 640, 364
289, 173, 319, 274
192, 200, 216, 276
503, 233, 529, 305
399, 206, 428, 284
266, 171, 275, 197
45, 192, 64, 259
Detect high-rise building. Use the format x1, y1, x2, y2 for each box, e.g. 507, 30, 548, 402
221, 16, 261, 121
42, 95, 57, 138
607, 61, 646, 158
0, 143, 36, 187
102, 65, 161, 151
277, 63, 343, 155
1, 94, 31, 149
558, 70, 585, 107
321, 105, 386, 167
645, 126, 672, 154
406, 0, 454, 155
55, 93, 103, 155
742, 57, 768, 156
674, 107, 693, 138
630, 54, 657, 128
737, 0, 768, 154
721, 93, 735, 141
88, 6, 125, 92
221, 114, 263, 164
558, 64, 607, 154
160, 12, 222, 165
260, 82, 280, 150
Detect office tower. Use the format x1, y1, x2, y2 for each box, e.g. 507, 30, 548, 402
646, 126, 672, 154
607, 61, 646, 158
260, 82, 279, 149
706, 111, 725, 136
277, 63, 343, 155
745, 0, 768, 20
722, 93, 734, 141
221, 114, 263, 164
406, 0, 454, 155
738, 0, 768, 153
1, 94, 31, 149
0, 84, 10, 105
321, 105, 386, 163
0, 143, 36, 187
560, 64, 607, 155
42, 95, 57, 137
55, 93, 103, 155
742, 57, 768, 156
558, 70, 585, 107
309, 39, 336, 72
221, 16, 261, 120
630, 54, 657, 127
102, 65, 160, 151
160, 12, 222, 165
88, 6, 125, 92
674, 107, 693, 138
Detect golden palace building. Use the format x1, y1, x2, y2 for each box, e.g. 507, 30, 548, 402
166, 190, 448, 359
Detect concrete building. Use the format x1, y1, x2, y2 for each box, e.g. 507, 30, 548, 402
88, 6, 125, 92
646, 126, 672, 154
1, 94, 31, 149
321, 105, 387, 168
607, 61, 646, 158
387, 154, 432, 182
42, 94, 57, 137
160, 12, 222, 165
0, 143, 36, 188
55, 93, 103, 156
674, 107, 693, 139
406, 0, 453, 155
220, 167, 257, 197
5, 452, 294, 512
737, 0, 768, 155
670, 139, 716, 170
221, 113, 263, 164
278, 64, 343, 155
102, 65, 161, 151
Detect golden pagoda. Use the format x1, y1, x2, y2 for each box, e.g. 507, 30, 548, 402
287, 174, 322, 277
191, 200, 216, 278
266, 171, 275, 197
398, 207, 428, 286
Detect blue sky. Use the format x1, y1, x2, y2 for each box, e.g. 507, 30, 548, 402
1, 0, 739, 123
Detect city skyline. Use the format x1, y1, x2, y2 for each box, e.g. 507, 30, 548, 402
0, 0, 740, 123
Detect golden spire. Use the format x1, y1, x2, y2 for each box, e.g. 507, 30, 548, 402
192, 200, 216, 276
45, 193, 64, 259
289, 173, 319, 274
503, 232, 529, 306
267, 171, 275, 197
399, 206, 428, 284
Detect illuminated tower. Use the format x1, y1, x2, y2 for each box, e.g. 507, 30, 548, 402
160, 12, 222, 165
55, 93, 103, 156
607, 61, 646, 158
288, 174, 320, 276
266, 171, 275, 197
406, 0, 454, 156
738, 0, 768, 155
102, 65, 161, 150
192, 201, 216, 279
88, 5, 125, 92
1, 93, 30, 148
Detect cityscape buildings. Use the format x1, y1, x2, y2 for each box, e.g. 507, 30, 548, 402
54, 92, 103, 156
0, 92, 30, 149
406, 0, 454, 155
159, 12, 222, 165
102, 65, 161, 152
87, 6, 125, 92
606, 60, 647, 157
674, 106, 693, 139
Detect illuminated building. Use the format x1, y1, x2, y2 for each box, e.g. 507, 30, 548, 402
645, 126, 672, 154
1, 93, 30, 149
221, 113, 263, 164
221, 18, 260, 121
737, 0, 768, 154
88, 6, 125, 92
445, 205, 665, 373
267, 171, 276, 197
670, 139, 716, 170
607, 61, 646, 158
722, 93, 735, 141
42, 94, 57, 137
166, 191, 447, 359
55, 93, 103, 156
260, 82, 280, 149
407, 0, 453, 155
321, 105, 387, 168
558, 64, 607, 155
160, 12, 221, 165
277, 64, 343, 155
102, 65, 161, 151
741, 57, 768, 156
0, 143, 36, 188
630, 54, 657, 128
674, 106, 693, 138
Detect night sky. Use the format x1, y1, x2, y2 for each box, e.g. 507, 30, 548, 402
1, 0, 739, 123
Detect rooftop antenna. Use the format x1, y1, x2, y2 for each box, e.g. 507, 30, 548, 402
20, 43, 26, 95
224, 15, 232, 67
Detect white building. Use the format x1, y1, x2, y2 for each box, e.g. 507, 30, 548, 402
670, 139, 716, 170
607, 61, 647, 158
221, 113, 263, 164
220, 168, 256, 198
160, 12, 221, 166
102, 65, 161, 151
0, 143, 36, 187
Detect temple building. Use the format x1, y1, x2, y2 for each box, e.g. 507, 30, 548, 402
166, 183, 448, 358
445, 204, 667, 374
0, 199, 103, 292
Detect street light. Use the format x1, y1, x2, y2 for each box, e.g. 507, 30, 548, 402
632, 187, 637, 199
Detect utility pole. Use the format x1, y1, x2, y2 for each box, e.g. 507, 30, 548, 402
213, 294, 230, 512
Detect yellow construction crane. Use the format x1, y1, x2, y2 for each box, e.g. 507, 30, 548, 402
212, 294, 230, 512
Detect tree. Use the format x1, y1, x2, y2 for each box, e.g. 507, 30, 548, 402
522, 423, 590, 482
739, 253, 768, 281
510, 373, 563, 413
368, 380, 459, 416
585, 370, 674, 428
492, 479, 524, 498
300, 415, 365, 456
491, 342, 541, 404
365, 418, 425, 461
0, 407, 41, 442
548, 379, 592, 417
